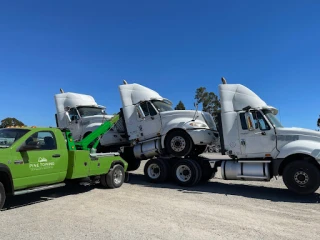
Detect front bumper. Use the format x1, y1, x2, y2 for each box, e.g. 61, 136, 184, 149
186, 129, 218, 145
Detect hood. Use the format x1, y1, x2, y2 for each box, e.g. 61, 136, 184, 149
159, 110, 216, 130
276, 127, 320, 142
160, 110, 201, 119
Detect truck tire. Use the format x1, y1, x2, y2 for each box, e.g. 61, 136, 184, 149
282, 160, 320, 195
172, 159, 199, 187
0, 182, 6, 210
100, 164, 125, 189
165, 130, 193, 157
144, 158, 169, 183
190, 159, 202, 185
200, 160, 216, 182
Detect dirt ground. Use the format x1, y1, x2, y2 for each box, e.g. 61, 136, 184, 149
0, 153, 319, 240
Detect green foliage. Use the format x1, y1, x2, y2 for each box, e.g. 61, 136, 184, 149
194, 87, 221, 120
174, 100, 186, 110
0, 117, 25, 128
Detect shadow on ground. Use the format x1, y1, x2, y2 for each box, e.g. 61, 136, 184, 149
127, 173, 320, 204
1, 184, 94, 211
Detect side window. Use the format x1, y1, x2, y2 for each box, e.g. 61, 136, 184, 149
147, 102, 157, 116
140, 102, 150, 117
25, 131, 57, 150
240, 113, 248, 130
255, 111, 271, 131
240, 111, 270, 131
139, 101, 158, 117
69, 108, 79, 121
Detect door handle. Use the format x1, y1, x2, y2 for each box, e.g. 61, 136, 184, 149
14, 160, 24, 164
261, 132, 266, 135
52, 154, 60, 158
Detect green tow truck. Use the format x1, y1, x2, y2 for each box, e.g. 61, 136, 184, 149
0, 115, 128, 209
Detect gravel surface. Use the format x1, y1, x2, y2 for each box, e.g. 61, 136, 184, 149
0, 153, 319, 240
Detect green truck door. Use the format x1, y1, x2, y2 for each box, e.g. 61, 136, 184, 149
11, 130, 67, 190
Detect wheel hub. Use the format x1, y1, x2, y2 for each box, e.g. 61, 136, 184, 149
148, 163, 161, 179
176, 165, 191, 182
171, 136, 186, 152
294, 171, 309, 185
113, 168, 123, 185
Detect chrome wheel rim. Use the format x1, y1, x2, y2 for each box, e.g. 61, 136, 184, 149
171, 136, 186, 152
148, 163, 161, 179
114, 168, 123, 185
176, 165, 191, 182
294, 171, 309, 186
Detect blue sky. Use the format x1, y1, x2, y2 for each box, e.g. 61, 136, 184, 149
0, 0, 319, 129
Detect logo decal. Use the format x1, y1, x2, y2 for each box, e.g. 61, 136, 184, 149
271, 135, 299, 141
29, 157, 55, 171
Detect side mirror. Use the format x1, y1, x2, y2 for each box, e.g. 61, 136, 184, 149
136, 105, 146, 119
245, 112, 257, 131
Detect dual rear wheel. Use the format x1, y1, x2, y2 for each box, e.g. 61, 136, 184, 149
144, 158, 216, 186
100, 164, 125, 189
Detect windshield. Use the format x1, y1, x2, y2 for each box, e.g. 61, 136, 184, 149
151, 100, 173, 112
77, 107, 106, 117
0, 129, 30, 147
262, 109, 283, 128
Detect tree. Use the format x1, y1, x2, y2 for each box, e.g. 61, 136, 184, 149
0, 117, 25, 128
174, 101, 186, 110
194, 87, 221, 121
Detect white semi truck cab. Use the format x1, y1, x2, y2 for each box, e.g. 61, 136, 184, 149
143, 78, 320, 195
119, 81, 218, 161
54, 89, 129, 152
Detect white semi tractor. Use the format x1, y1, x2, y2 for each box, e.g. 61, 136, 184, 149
143, 77, 320, 195
54, 81, 218, 171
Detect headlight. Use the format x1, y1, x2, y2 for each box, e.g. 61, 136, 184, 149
188, 121, 209, 128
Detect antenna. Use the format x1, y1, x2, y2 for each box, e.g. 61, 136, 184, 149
123, 80, 128, 84
221, 77, 227, 84
60, 88, 64, 93
192, 102, 199, 121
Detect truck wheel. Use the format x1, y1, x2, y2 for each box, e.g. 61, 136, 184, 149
144, 158, 169, 183
165, 130, 193, 157
172, 159, 199, 186
124, 172, 130, 183
101, 164, 125, 189
190, 159, 202, 185
0, 182, 6, 210
283, 160, 320, 195
200, 160, 216, 182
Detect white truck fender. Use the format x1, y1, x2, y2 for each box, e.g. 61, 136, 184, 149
277, 140, 320, 164
160, 118, 197, 148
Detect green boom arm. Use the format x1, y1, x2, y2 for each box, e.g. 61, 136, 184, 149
75, 114, 120, 151
62, 114, 120, 152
